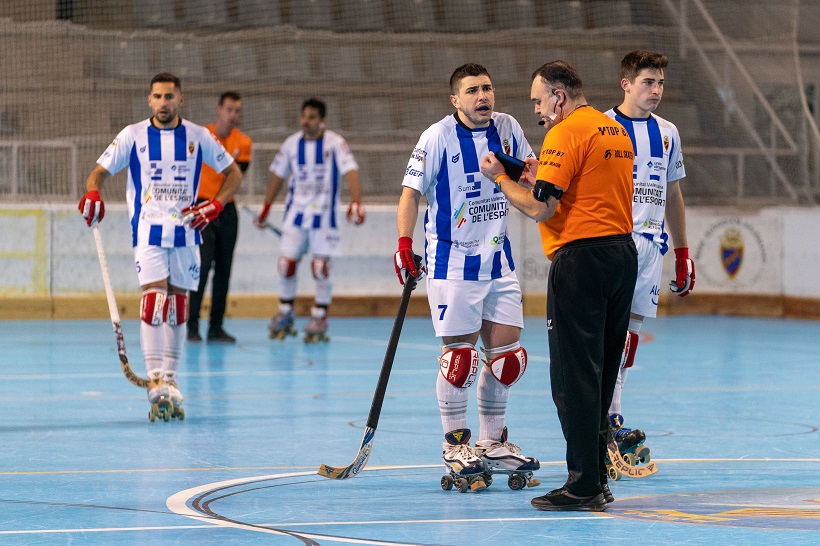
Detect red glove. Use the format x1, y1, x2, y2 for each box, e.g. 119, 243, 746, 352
78, 190, 105, 226
181, 200, 224, 231
347, 201, 366, 225
669, 247, 695, 297
394, 237, 424, 285
254, 203, 272, 228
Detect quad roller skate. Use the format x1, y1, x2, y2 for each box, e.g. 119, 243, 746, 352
474, 427, 541, 490
605, 414, 653, 480
269, 309, 297, 340
162, 372, 185, 421
147, 379, 174, 422
303, 307, 329, 344
440, 428, 489, 493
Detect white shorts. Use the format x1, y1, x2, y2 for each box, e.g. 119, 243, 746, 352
631, 233, 664, 318
279, 225, 342, 259
133, 245, 200, 291
426, 272, 524, 337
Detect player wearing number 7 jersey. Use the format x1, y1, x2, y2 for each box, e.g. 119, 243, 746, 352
604, 50, 694, 452
396, 63, 540, 491
79, 73, 242, 418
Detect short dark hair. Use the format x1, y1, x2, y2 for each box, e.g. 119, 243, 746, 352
531, 61, 583, 99
449, 63, 492, 95
302, 97, 326, 119
619, 50, 669, 82
150, 72, 181, 91
219, 91, 242, 105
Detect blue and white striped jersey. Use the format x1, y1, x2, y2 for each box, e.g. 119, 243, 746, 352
402, 112, 535, 281
605, 108, 686, 252
269, 130, 358, 231
97, 119, 234, 248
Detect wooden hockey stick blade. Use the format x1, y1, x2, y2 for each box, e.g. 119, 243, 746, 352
92, 224, 153, 389
241, 205, 282, 236
317, 268, 419, 480
607, 441, 659, 479
317, 426, 376, 479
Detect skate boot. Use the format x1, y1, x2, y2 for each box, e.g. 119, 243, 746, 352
440, 428, 488, 493
303, 307, 329, 343
162, 371, 185, 421
268, 309, 297, 340
607, 413, 650, 466
475, 427, 541, 490
147, 369, 172, 422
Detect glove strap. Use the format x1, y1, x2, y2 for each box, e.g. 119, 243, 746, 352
674, 247, 689, 260
398, 236, 413, 251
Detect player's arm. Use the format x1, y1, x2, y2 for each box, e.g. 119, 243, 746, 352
213, 161, 242, 205
665, 179, 688, 248
395, 186, 424, 284
255, 172, 285, 228
344, 169, 366, 225
480, 153, 560, 222
78, 164, 111, 226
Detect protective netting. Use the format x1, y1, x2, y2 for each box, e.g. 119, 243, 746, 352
0, 0, 818, 205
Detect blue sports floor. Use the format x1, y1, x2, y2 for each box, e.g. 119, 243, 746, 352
0, 314, 818, 545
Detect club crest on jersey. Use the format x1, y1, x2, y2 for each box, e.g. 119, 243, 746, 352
663, 135, 670, 152
503, 139, 510, 155
720, 228, 744, 278
188, 141, 195, 155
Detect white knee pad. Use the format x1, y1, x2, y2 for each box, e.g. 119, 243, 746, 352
140, 289, 167, 326
487, 346, 528, 386
439, 343, 480, 388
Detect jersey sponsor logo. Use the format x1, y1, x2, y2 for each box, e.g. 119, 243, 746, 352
405, 166, 423, 177
452, 238, 480, 250
411, 147, 427, 162
650, 284, 660, 305
453, 202, 467, 228
490, 233, 506, 246
451, 152, 460, 163
468, 197, 508, 223
139, 146, 146, 153
597, 125, 625, 136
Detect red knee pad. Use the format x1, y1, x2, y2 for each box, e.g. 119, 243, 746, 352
140, 289, 167, 326
166, 293, 188, 326
311, 258, 330, 280
278, 257, 297, 278
439, 346, 480, 388
488, 346, 528, 386
621, 331, 639, 369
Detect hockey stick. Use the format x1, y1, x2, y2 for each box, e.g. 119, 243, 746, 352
91, 224, 154, 389
317, 265, 420, 480
241, 204, 282, 237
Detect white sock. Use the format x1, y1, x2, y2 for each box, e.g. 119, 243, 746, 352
163, 322, 186, 374
477, 342, 518, 442
141, 321, 165, 375
437, 369, 468, 436
279, 275, 297, 301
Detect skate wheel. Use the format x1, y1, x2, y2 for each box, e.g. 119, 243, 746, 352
176, 407, 185, 421
456, 478, 470, 493
635, 446, 650, 463
508, 474, 526, 490
622, 452, 636, 466
607, 464, 622, 481
149, 409, 156, 422
470, 476, 487, 492
481, 472, 493, 487
441, 475, 454, 491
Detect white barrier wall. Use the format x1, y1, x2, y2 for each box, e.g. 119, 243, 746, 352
0, 204, 818, 301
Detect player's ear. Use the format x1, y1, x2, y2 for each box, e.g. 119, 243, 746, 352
449, 94, 459, 109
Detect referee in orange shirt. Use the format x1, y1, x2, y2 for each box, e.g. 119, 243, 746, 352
481, 61, 637, 511
189, 92, 252, 343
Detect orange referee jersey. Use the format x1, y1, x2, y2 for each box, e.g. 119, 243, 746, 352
198, 123, 252, 202
536, 107, 634, 259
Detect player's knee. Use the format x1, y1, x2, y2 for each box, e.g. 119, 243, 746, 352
439, 343, 480, 388
140, 289, 167, 326
311, 258, 330, 280
166, 293, 188, 326
622, 331, 639, 369
487, 346, 528, 386
278, 257, 298, 278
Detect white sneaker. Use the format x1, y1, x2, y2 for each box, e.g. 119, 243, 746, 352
163, 372, 184, 407
147, 369, 168, 404
442, 428, 486, 476
475, 427, 540, 472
